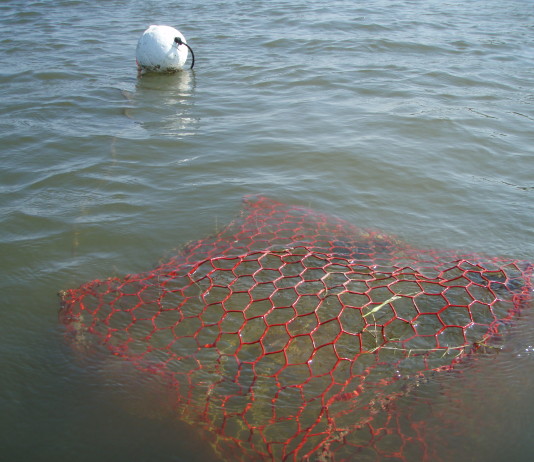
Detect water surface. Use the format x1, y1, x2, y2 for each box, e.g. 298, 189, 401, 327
1, 0, 533, 460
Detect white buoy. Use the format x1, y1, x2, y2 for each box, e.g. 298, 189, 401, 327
136, 25, 194, 73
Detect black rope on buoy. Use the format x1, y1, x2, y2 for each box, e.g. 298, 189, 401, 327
174, 37, 195, 69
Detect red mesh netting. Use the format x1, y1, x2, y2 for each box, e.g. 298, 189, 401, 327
59, 196, 532, 461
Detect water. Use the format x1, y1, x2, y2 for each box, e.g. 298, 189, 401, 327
0, 0, 533, 460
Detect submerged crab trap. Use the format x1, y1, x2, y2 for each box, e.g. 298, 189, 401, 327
59, 196, 532, 461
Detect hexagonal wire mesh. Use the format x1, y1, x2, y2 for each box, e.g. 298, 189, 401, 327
59, 196, 532, 461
